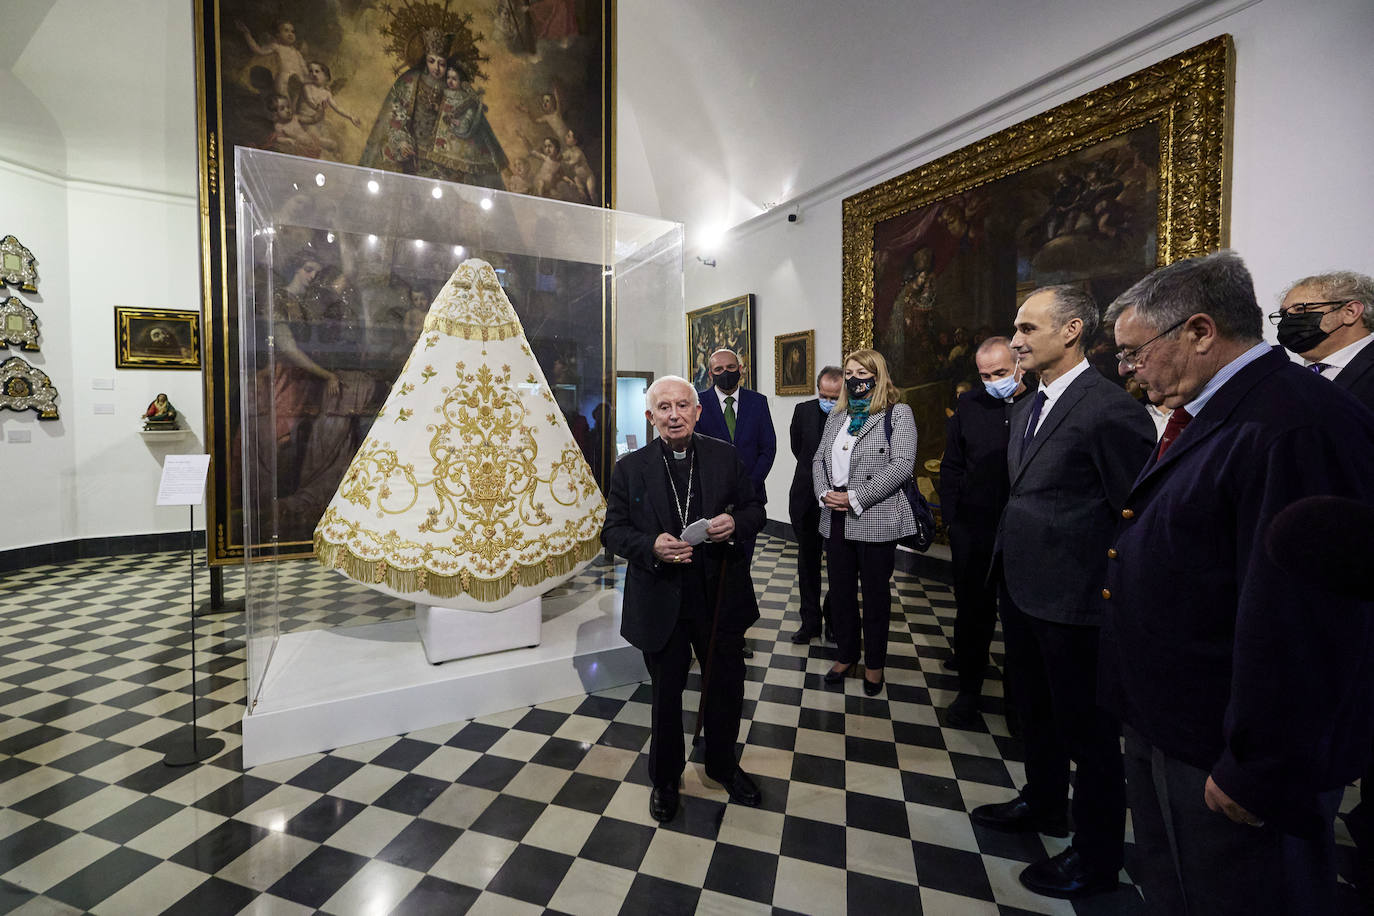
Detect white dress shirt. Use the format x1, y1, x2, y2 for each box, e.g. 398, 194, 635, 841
1308, 333, 1374, 379
1028, 357, 1092, 437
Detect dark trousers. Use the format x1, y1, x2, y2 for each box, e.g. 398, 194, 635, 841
826, 510, 896, 669
642, 612, 745, 789
1123, 725, 1340, 915
792, 506, 830, 632
999, 586, 1125, 872
948, 518, 998, 697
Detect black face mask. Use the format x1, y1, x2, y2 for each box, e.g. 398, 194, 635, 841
1276, 312, 1333, 355
713, 368, 741, 391
845, 375, 875, 399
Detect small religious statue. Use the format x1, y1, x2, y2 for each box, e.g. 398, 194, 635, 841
143, 392, 178, 429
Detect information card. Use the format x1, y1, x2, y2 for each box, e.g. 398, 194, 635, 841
157, 454, 211, 506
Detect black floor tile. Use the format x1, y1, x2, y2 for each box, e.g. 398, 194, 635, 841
599, 721, 652, 752
531, 735, 592, 770
468, 794, 546, 842
286, 754, 365, 793
44, 845, 161, 912
161, 876, 259, 916
618, 872, 699, 915
790, 752, 846, 790
949, 751, 1014, 788
847, 792, 911, 838
0, 723, 64, 756
848, 871, 922, 912
456, 754, 524, 792
266, 845, 371, 908
514, 707, 569, 734
0, 879, 34, 915
901, 770, 965, 811
702, 842, 778, 904
845, 734, 900, 768
372, 772, 450, 816
376, 818, 463, 871
191, 774, 278, 816
484, 844, 574, 906
578, 817, 656, 870
447, 721, 506, 752
282, 795, 366, 843
390, 874, 480, 915
0, 820, 76, 872
10, 774, 105, 818
76, 709, 151, 739
88, 794, 185, 844
574, 695, 626, 720
780, 815, 846, 868
746, 720, 797, 751
169, 817, 271, 873
551, 772, 620, 815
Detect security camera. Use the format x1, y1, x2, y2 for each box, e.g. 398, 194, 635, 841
787, 212, 798, 223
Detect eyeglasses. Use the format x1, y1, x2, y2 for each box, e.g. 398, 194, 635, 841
1115, 316, 1189, 370
1266, 300, 1349, 325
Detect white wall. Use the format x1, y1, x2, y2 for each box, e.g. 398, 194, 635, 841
666, 0, 1374, 515
0, 160, 75, 548
65, 183, 203, 542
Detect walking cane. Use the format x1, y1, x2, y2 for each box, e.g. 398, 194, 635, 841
692, 508, 736, 747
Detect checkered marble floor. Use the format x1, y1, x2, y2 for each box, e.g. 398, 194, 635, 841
0, 537, 1362, 914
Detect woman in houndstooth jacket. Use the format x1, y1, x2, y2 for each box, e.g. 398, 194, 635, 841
812, 349, 919, 696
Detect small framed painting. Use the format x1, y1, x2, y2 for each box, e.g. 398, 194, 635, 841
115, 307, 203, 370
774, 329, 815, 396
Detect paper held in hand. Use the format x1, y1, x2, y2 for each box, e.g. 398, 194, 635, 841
680, 518, 711, 545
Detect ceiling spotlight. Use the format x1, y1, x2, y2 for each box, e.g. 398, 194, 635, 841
367, 180, 380, 194
453, 245, 465, 256
431, 186, 443, 199
367, 234, 378, 245
314, 173, 326, 187
480, 197, 493, 211
326, 232, 335, 243
414, 239, 425, 249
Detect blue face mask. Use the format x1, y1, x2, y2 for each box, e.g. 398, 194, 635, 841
983, 375, 1020, 399
818, 397, 837, 414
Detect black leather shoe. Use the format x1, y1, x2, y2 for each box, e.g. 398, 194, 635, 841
946, 693, 981, 729
862, 672, 885, 696
969, 796, 1069, 837
1018, 848, 1119, 899
717, 768, 761, 807
742, 646, 754, 659
649, 784, 679, 823
823, 663, 856, 686
789, 626, 820, 644
942, 656, 960, 672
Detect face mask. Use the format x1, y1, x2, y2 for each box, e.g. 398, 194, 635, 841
713, 368, 741, 391
845, 375, 875, 399
818, 397, 837, 414
1276, 312, 1333, 355
983, 375, 1020, 399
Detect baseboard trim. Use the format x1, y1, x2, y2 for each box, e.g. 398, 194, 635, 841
0, 531, 208, 574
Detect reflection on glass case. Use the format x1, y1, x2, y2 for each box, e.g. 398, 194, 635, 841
234, 149, 682, 756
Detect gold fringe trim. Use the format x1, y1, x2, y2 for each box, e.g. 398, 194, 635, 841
313, 532, 602, 604
424, 310, 521, 342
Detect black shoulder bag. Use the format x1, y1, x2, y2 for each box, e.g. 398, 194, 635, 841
883, 409, 935, 552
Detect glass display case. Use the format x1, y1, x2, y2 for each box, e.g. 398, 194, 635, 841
234, 148, 683, 764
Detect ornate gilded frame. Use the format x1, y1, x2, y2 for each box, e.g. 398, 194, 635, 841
0, 356, 59, 420
686, 294, 756, 392
1, 297, 42, 351
0, 235, 39, 293
841, 36, 1233, 356
114, 307, 203, 370
774, 329, 815, 397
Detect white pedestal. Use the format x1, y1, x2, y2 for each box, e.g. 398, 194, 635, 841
240, 582, 645, 767
416, 596, 542, 663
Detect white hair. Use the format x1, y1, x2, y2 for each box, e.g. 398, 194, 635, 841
645, 375, 699, 408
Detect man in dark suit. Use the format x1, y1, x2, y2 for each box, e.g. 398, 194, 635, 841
971, 285, 1156, 899
697, 348, 777, 518
1103, 257, 1374, 914
1275, 269, 1374, 402
786, 365, 842, 644
938, 336, 1033, 728
601, 375, 767, 824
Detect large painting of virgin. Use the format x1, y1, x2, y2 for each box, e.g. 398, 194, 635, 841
195, 0, 613, 563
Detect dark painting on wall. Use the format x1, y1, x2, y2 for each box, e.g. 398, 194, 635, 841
843, 36, 1233, 466
195, 0, 614, 563
686, 295, 755, 393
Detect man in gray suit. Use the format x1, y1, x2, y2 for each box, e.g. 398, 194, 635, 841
970, 285, 1156, 899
